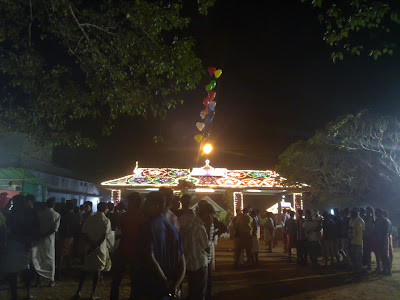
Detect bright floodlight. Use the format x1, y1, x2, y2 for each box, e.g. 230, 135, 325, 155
203, 143, 213, 154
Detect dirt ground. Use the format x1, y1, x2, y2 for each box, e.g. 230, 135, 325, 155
1, 239, 400, 299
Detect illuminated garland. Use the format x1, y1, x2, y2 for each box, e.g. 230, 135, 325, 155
102, 167, 306, 189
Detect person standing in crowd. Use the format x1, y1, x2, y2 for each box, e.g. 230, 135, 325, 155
350, 209, 364, 274
110, 192, 145, 300
363, 207, 376, 270
73, 202, 111, 300
1, 195, 40, 300
303, 209, 321, 270
73, 205, 81, 216
264, 212, 274, 253
56, 201, 81, 281
134, 191, 186, 299
234, 207, 252, 268
0, 192, 10, 279
181, 201, 210, 300
281, 209, 289, 253
31, 198, 61, 287
159, 187, 180, 231
322, 211, 339, 267
285, 211, 297, 263
375, 208, 392, 274
296, 209, 307, 265
250, 210, 260, 264
334, 209, 347, 264
178, 194, 195, 229
342, 208, 351, 262
106, 202, 119, 232
382, 210, 393, 274
81, 201, 93, 225
211, 215, 228, 268
197, 201, 215, 300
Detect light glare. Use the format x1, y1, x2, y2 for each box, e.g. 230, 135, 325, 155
203, 144, 213, 154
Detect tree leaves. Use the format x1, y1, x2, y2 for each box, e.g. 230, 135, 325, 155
0, 0, 214, 147
301, 0, 400, 61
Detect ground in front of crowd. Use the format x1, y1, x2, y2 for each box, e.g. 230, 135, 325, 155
1, 239, 400, 299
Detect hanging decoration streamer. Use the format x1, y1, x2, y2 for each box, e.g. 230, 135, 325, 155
194, 67, 223, 143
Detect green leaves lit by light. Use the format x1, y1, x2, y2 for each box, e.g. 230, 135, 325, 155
300, 0, 400, 61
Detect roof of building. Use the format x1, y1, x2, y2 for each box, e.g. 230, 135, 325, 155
101, 160, 307, 190
0, 168, 45, 187
190, 196, 227, 213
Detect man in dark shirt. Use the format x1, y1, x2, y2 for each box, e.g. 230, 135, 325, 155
56, 201, 81, 280
135, 191, 186, 299
110, 192, 145, 300
106, 202, 120, 232
322, 211, 339, 267
285, 211, 297, 263
81, 201, 93, 225
382, 210, 393, 275
296, 209, 306, 265
375, 208, 391, 274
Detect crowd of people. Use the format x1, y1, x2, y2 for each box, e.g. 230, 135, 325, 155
0, 189, 227, 300
257, 207, 396, 275
0, 190, 398, 300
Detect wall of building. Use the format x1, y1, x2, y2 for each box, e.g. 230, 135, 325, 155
0, 134, 99, 204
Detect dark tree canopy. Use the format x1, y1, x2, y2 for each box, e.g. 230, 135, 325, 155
0, 0, 215, 147
301, 0, 400, 61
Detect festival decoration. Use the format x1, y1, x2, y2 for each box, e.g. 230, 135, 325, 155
168, 169, 190, 177
214, 69, 222, 78
205, 115, 214, 123
208, 91, 216, 100
102, 164, 305, 189
194, 134, 203, 143
203, 97, 211, 106
194, 67, 222, 143
208, 67, 217, 76
209, 80, 216, 89
196, 122, 205, 131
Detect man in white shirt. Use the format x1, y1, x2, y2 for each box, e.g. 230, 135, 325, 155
181, 202, 210, 300
73, 202, 111, 300
31, 198, 61, 287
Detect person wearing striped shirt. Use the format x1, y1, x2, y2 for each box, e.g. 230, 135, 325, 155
181, 203, 211, 300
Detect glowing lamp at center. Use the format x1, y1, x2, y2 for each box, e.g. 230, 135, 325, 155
203, 144, 213, 154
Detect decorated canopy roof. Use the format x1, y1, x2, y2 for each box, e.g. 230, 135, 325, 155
101, 160, 306, 190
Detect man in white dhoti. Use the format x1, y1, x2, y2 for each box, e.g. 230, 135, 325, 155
73, 202, 111, 300
31, 197, 61, 287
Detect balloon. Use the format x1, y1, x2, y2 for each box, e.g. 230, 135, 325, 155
208, 90, 216, 100
205, 115, 214, 123
203, 97, 211, 107
194, 134, 203, 143
208, 101, 216, 109
200, 110, 207, 119
208, 104, 214, 112
205, 83, 212, 91
214, 69, 222, 78
208, 67, 216, 76
210, 80, 216, 89
196, 122, 205, 131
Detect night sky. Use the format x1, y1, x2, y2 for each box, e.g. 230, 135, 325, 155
54, 0, 400, 182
